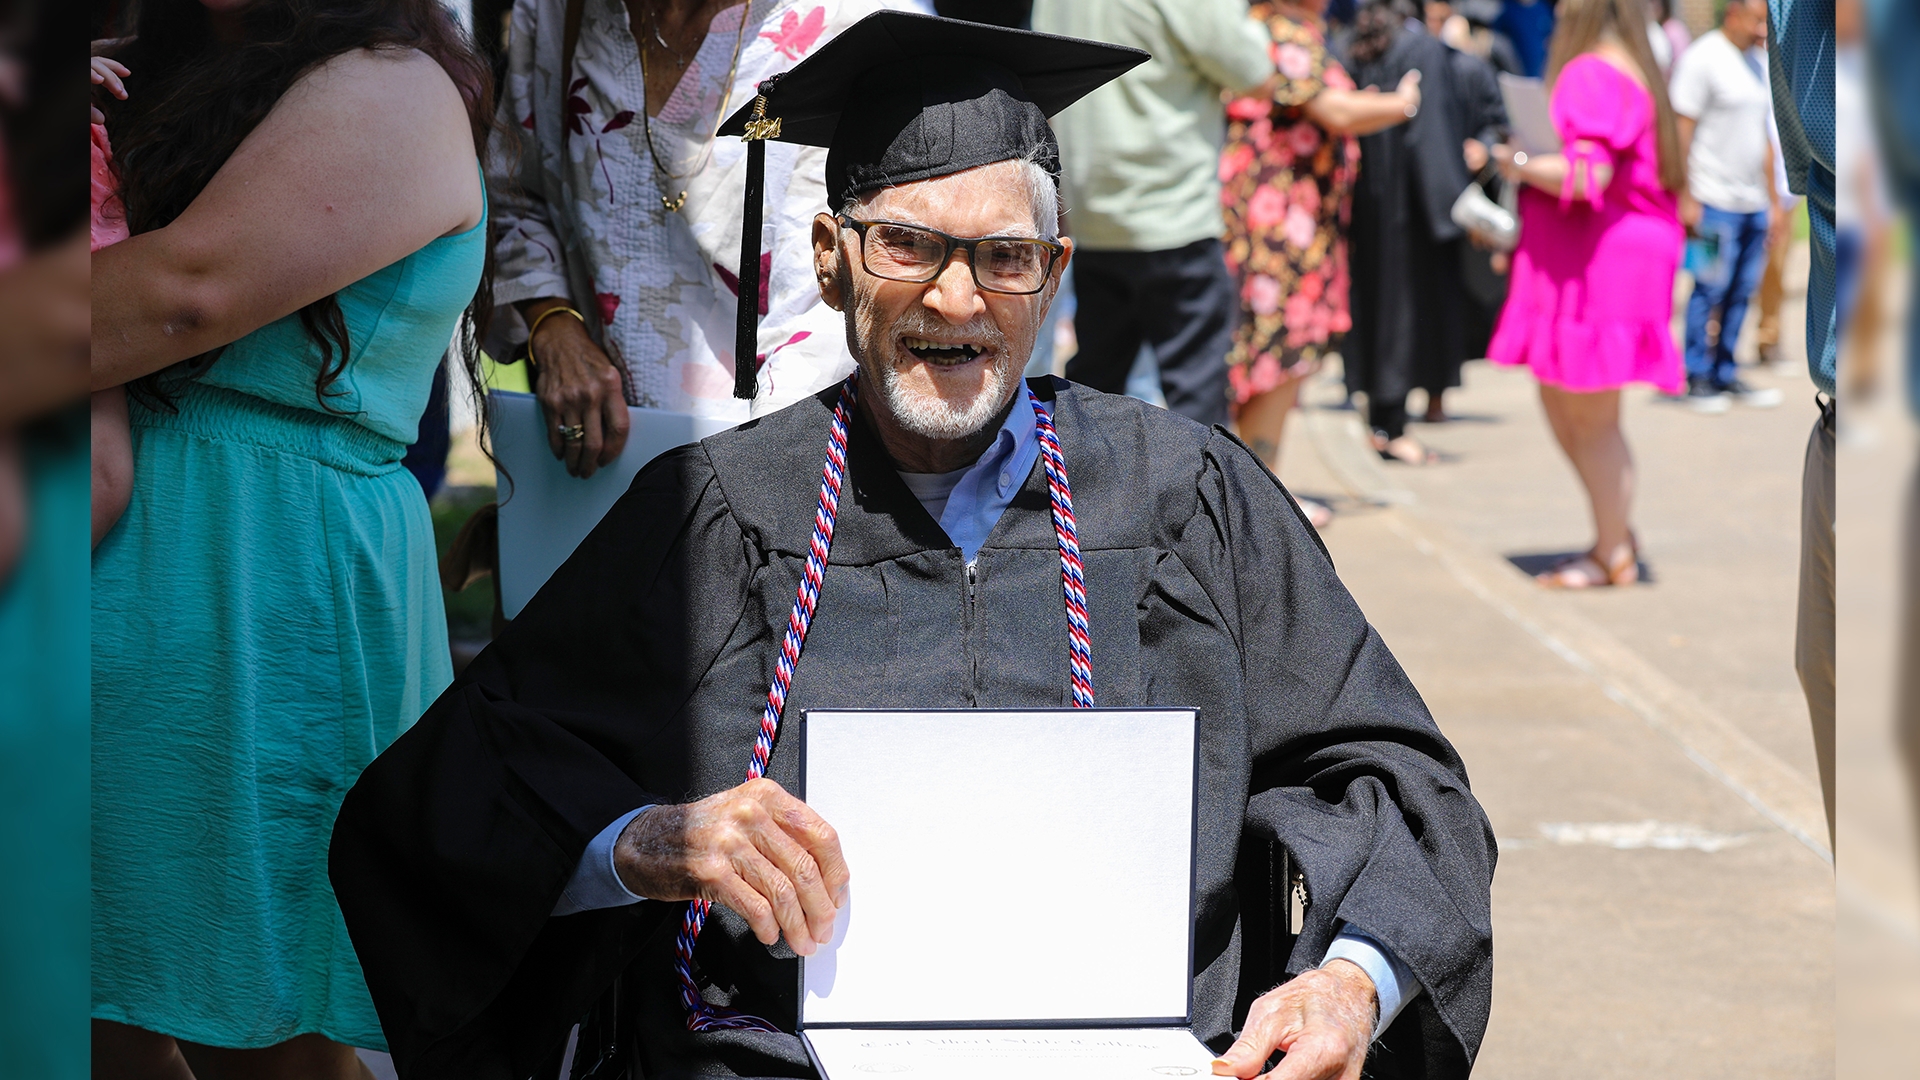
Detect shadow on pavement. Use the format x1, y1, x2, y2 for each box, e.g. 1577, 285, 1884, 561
1505, 551, 1659, 585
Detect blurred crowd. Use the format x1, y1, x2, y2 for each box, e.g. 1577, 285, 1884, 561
0, 0, 1874, 1073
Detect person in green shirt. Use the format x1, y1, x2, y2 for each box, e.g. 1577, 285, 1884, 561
1033, 0, 1278, 427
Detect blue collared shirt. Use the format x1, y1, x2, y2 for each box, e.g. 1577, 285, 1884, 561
895, 396, 1040, 563
552, 393, 1423, 1035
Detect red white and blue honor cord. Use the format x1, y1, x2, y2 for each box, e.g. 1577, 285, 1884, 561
673, 374, 1091, 1031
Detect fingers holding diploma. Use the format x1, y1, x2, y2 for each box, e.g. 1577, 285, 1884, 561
1211, 962, 1376, 1080
614, 777, 850, 956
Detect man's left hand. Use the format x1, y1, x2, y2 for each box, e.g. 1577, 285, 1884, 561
1211, 961, 1376, 1080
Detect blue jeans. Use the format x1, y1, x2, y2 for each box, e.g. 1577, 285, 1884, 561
1684, 205, 1772, 386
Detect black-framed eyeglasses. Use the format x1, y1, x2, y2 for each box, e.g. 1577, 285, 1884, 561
836, 214, 1065, 296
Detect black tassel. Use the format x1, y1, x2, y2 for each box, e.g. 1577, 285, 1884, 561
733, 135, 767, 400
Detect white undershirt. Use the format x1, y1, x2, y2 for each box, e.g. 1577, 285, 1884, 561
895, 468, 968, 524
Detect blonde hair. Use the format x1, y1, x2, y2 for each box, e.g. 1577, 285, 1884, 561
1545, 0, 1687, 193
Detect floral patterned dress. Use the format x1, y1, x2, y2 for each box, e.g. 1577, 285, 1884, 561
1220, 7, 1359, 407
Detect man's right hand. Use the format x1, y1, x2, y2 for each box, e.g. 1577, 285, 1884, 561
614, 778, 851, 957
523, 298, 630, 478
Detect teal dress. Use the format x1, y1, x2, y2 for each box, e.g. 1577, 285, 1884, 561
91, 209, 485, 1050
0, 409, 90, 1080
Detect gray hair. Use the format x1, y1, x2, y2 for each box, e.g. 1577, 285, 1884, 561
841, 154, 1060, 240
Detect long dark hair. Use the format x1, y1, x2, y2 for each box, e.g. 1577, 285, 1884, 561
105, 0, 497, 417
1546, 0, 1686, 192
1347, 0, 1416, 65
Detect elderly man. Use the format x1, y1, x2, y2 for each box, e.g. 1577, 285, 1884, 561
332, 14, 1494, 1080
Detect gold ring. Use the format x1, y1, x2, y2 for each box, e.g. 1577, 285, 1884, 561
559, 423, 587, 442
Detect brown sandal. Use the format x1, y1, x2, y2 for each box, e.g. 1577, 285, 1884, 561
1537, 540, 1638, 589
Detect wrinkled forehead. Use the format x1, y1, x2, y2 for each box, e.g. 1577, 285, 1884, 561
853, 161, 1044, 238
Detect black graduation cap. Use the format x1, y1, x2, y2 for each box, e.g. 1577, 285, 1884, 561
715, 10, 1147, 398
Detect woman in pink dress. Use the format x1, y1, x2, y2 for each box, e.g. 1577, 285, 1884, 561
1488, 0, 1686, 588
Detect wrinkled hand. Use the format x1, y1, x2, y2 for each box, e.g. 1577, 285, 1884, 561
91, 55, 129, 124
1212, 962, 1376, 1080
614, 778, 851, 956
526, 300, 630, 478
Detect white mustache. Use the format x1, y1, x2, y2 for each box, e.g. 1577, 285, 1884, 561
890, 317, 1006, 357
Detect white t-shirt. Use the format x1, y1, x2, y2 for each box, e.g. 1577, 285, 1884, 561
1669, 29, 1774, 213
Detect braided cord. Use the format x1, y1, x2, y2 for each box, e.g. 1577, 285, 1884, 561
1029, 388, 1094, 709
672, 381, 1090, 1032
674, 373, 858, 1031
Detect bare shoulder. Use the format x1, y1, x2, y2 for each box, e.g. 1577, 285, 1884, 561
279, 47, 471, 137
1585, 43, 1651, 91
220, 46, 482, 234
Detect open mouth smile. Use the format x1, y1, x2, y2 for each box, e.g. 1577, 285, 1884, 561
902, 336, 986, 365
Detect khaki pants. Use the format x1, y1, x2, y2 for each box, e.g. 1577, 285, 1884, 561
1796, 406, 1835, 851
1754, 222, 1793, 357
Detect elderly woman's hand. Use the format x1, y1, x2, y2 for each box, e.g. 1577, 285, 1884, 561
524, 299, 632, 479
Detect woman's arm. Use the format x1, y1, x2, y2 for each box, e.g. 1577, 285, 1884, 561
91, 388, 131, 548
1492, 140, 1614, 200
90, 48, 483, 391
1301, 70, 1422, 137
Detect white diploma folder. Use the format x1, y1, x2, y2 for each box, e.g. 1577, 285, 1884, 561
1498, 73, 1562, 155
797, 708, 1212, 1079
488, 391, 735, 617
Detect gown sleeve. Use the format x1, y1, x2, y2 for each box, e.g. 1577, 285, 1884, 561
329, 445, 758, 1079
1401, 36, 1473, 241
1550, 56, 1650, 210
1181, 430, 1496, 1076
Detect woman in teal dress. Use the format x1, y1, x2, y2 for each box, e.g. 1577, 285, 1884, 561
90, 2, 494, 1076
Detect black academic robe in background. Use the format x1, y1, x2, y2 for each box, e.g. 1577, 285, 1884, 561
330, 378, 1496, 1080
1445, 44, 1511, 361
1342, 26, 1474, 415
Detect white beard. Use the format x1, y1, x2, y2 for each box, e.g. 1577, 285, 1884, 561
874, 355, 1020, 441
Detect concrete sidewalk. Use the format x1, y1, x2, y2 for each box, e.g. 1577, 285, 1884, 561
1273, 351, 1832, 1075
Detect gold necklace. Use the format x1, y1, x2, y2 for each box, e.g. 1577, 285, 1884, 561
637, 2, 749, 213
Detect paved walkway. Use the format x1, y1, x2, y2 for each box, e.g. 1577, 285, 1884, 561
1271, 337, 1833, 1069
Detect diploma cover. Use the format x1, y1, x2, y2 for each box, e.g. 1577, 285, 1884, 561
488, 391, 736, 617
796, 709, 1213, 1078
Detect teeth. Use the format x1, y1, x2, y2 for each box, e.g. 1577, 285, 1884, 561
905, 337, 980, 356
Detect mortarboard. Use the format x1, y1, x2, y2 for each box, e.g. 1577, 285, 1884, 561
715, 10, 1147, 398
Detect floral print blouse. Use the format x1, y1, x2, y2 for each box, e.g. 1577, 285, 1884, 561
488, 0, 905, 420
1219, 6, 1359, 404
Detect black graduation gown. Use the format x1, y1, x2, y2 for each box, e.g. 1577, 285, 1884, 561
1343, 27, 1474, 410
1445, 44, 1511, 360
330, 378, 1495, 1080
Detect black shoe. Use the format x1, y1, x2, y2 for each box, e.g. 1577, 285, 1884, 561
1720, 378, 1782, 408
1685, 377, 1729, 414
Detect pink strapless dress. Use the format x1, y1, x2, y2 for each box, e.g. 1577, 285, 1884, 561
1487, 55, 1684, 393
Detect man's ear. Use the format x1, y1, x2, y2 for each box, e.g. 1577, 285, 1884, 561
812, 213, 844, 311
1042, 235, 1074, 306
